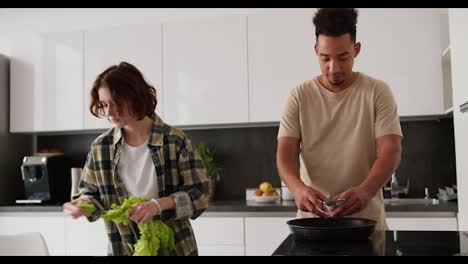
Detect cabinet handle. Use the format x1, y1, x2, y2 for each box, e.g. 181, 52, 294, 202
461, 101, 468, 113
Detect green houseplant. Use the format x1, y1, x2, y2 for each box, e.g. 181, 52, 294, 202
197, 143, 222, 202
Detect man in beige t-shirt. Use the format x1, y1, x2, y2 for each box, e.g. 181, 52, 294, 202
277, 8, 403, 230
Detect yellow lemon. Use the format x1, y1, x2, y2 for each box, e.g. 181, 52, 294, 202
259, 182, 273, 193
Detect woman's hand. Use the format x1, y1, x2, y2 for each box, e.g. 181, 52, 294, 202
63, 199, 86, 219
128, 200, 160, 224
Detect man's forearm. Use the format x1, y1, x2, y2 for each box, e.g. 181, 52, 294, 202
361, 139, 402, 196
277, 137, 305, 195
278, 159, 304, 193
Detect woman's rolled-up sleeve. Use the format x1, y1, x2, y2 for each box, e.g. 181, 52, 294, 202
168, 137, 210, 221
72, 147, 106, 222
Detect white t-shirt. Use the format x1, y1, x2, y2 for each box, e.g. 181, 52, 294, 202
118, 140, 158, 200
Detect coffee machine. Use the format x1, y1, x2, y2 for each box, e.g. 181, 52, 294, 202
17, 154, 71, 204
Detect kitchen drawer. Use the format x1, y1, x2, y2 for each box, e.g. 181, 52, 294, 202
386, 217, 458, 231
65, 217, 108, 256
190, 217, 244, 245
245, 217, 294, 256
198, 245, 244, 256
0, 212, 66, 256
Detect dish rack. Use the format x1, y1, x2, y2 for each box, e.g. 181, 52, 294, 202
437, 185, 457, 201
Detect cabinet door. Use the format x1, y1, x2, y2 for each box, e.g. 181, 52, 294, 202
10, 32, 83, 132
449, 9, 468, 106
190, 217, 244, 256
198, 245, 244, 256
10, 34, 44, 132
84, 25, 163, 130
43, 31, 84, 131
0, 212, 66, 256
453, 109, 468, 231
244, 217, 294, 256
248, 11, 319, 122
355, 8, 444, 116
163, 16, 248, 126
65, 217, 108, 256
449, 8, 468, 231
386, 217, 458, 231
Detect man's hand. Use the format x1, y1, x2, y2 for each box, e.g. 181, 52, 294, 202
292, 185, 330, 217
128, 201, 160, 224
328, 186, 373, 217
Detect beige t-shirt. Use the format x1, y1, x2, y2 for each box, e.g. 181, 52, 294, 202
278, 72, 403, 230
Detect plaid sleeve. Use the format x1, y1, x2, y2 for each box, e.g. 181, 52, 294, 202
73, 147, 105, 222
169, 137, 210, 220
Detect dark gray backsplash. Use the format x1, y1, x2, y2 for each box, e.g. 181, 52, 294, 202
37, 133, 98, 168
183, 127, 281, 201
395, 118, 456, 199
37, 118, 456, 201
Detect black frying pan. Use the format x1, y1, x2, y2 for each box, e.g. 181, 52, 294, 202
287, 217, 377, 241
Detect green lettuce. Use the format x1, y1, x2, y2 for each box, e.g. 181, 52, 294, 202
101, 196, 146, 225
75, 200, 97, 216
101, 196, 175, 256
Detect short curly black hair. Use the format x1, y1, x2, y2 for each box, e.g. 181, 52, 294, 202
313, 8, 359, 43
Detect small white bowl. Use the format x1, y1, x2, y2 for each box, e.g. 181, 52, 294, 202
252, 195, 280, 203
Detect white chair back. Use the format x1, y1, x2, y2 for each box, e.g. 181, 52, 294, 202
0, 232, 50, 256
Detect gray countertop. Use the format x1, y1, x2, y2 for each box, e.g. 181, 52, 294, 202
0, 199, 458, 217
203, 199, 458, 217
0, 204, 64, 213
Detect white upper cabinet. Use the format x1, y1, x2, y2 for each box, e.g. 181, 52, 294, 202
247, 11, 319, 123
163, 16, 249, 126
10, 31, 83, 132
440, 9, 453, 113
449, 9, 468, 106
83, 24, 163, 130
355, 8, 444, 116
9, 10, 452, 132
43, 31, 84, 131
10, 35, 44, 132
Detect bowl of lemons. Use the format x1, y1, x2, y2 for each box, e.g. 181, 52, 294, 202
252, 182, 280, 203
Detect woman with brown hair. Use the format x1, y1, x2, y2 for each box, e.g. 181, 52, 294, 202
63, 62, 210, 256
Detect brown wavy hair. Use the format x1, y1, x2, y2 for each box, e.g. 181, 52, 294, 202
89, 62, 157, 121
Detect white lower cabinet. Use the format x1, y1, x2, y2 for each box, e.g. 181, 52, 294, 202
386, 217, 458, 231
65, 217, 108, 256
190, 216, 294, 256
0, 213, 459, 256
0, 212, 66, 256
190, 217, 245, 256
197, 245, 245, 256
244, 217, 294, 256
0, 212, 108, 256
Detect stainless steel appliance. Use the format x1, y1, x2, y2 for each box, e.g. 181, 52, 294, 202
17, 154, 71, 204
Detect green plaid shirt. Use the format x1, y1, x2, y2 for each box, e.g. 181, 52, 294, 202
73, 115, 210, 256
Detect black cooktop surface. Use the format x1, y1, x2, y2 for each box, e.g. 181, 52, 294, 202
273, 231, 468, 256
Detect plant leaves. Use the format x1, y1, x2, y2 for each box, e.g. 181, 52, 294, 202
197, 143, 222, 182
